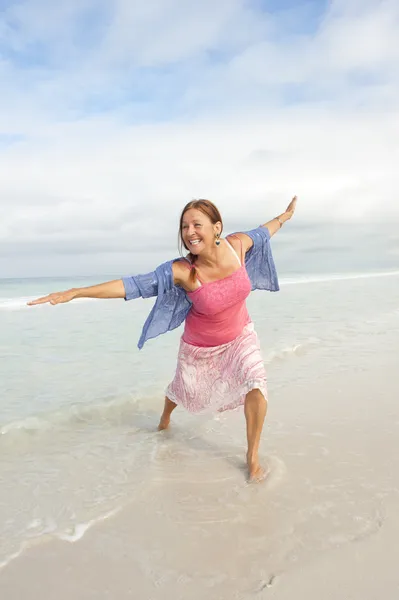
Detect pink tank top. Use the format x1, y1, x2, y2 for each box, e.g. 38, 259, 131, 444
182, 238, 252, 347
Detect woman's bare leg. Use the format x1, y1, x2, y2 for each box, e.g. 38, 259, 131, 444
158, 396, 177, 431
244, 388, 268, 482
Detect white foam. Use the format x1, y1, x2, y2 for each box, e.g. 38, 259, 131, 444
56, 507, 121, 543
264, 338, 320, 363
1, 270, 398, 311
0, 297, 35, 310
0, 508, 122, 571
0, 546, 25, 570
0, 394, 142, 447
0, 296, 98, 311
279, 270, 399, 286
1, 416, 53, 436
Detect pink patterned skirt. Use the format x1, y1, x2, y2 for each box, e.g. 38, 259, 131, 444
165, 322, 268, 414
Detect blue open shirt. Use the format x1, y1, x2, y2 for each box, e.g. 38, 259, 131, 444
122, 226, 279, 349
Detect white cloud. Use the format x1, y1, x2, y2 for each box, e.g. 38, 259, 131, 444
101, 0, 254, 66
0, 0, 398, 277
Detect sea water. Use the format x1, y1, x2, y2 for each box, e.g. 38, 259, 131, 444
1, 270, 398, 568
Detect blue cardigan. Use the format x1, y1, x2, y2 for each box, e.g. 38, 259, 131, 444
122, 226, 279, 349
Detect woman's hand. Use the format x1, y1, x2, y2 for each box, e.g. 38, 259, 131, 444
261, 195, 298, 236
27, 289, 77, 306
284, 195, 297, 220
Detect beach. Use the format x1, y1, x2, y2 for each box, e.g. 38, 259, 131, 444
1, 271, 399, 598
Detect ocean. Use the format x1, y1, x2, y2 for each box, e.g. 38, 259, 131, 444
1, 270, 399, 575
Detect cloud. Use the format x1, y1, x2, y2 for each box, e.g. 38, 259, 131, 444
0, 0, 398, 278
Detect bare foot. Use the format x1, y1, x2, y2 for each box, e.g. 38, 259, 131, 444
248, 464, 268, 483
157, 415, 170, 431
247, 454, 269, 483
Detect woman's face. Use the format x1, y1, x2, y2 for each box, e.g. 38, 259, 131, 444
181, 208, 221, 255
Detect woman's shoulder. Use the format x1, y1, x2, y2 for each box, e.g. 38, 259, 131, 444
172, 257, 191, 285
226, 232, 254, 254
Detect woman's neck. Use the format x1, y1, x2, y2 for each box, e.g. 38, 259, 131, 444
195, 241, 225, 269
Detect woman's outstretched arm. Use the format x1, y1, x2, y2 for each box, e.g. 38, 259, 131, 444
27, 279, 126, 306
262, 196, 297, 237
228, 195, 298, 254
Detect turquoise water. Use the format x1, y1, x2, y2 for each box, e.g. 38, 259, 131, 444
0, 270, 398, 567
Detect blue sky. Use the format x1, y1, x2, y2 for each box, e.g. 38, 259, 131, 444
0, 0, 398, 277
1, 1, 330, 120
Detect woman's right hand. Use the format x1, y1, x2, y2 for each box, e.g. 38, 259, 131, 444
27, 289, 77, 306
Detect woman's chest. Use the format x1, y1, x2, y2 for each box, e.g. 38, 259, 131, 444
189, 268, 251, 315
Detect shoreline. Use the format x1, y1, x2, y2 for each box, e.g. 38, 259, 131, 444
2, 267, 399, 286
1, 351, 398, 600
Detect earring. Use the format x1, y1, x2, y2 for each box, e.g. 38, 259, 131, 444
215, 233, 221, 246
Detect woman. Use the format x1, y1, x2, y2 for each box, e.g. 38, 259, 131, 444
28, 197, 297, 482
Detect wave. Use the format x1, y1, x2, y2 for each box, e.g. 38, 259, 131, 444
0, 394, 144, 442
1, 270, 398, 311
1, 338, 319, 444
279, 270, 399, 286
0, 296, 96, 311
0, 507, 122, 571
1, 338, 317, 442
264, 338, 321, 363
56, 507, 122, 543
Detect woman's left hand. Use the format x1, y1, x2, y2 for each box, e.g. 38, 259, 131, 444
285, 195, 297, 220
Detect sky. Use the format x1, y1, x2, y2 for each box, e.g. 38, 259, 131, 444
0, 0, 398, 278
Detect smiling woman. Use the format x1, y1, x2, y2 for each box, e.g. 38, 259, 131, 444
179, 199, 224, 284
28, 196, 297, 482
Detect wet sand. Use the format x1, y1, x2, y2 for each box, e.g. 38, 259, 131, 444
1, 341, 399, 600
